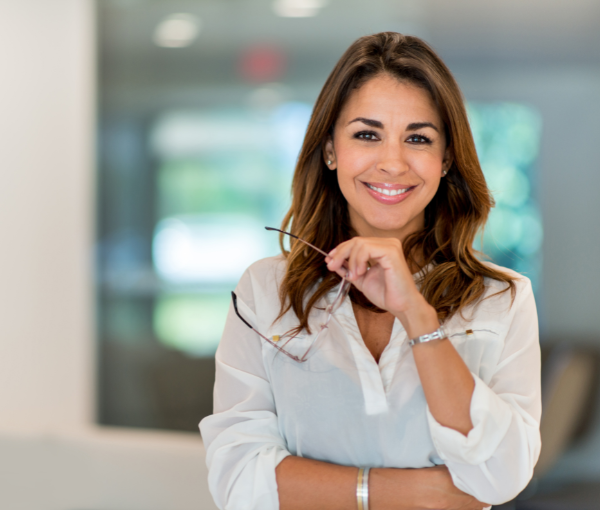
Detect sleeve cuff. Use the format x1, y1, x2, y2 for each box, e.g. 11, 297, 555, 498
426, 374, 512, 465
237, 445, 292, 510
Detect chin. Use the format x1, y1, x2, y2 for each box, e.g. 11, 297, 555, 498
350, 205, 421, 237
364, 216, 411, 234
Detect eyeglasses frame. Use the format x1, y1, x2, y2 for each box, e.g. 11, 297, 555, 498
230, 227, 351, 363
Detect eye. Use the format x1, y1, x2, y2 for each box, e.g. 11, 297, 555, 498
354, 130, 379, 141
406, 133, 432, 144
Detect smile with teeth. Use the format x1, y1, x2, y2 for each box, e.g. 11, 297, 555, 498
366, 183, 412, 196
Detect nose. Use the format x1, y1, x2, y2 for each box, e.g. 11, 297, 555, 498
376, 138, 409, 176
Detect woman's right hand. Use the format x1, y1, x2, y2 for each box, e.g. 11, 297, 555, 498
411, 465, 489, 510
370, 464, 490, 510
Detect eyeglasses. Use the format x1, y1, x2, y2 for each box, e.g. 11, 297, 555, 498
231, 227, 351, 363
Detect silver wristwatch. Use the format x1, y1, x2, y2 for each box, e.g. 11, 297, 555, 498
409, 326, 447, 347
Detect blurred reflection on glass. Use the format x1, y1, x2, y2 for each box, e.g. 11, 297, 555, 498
469, 103, 543, 292
149, 103, 311, 355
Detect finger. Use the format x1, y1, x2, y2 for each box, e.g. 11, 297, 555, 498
326, 240, 356, 273
327, 258, 351, 279
324, 253, 351, 280
325, 246, 343, 272
347, 241, 375, 280
327, 264, 348, 280
344, 242, 360, 280
345, 242, 388, 281
348, 243, 372, 280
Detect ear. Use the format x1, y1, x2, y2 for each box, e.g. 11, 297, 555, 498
322, 136, 337, 170
442, 145, 453, 176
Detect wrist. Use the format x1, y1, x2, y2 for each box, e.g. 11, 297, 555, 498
393, 294, 439, 340
369, 468, 421, 510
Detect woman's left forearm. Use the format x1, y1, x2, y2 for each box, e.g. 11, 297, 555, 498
394, 295, 475, 436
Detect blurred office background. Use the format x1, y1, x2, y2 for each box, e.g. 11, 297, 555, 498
1, 0, 600, 508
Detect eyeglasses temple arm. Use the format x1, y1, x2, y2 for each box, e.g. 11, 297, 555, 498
265, 226, 330, 258
231, 291, 305, 363
231, 291, 255, 330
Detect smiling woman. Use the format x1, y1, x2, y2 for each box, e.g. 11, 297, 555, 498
200, 32, 541, 510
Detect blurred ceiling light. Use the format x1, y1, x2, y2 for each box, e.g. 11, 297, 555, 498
153, 13, 200, 48
273, 0, 328, 18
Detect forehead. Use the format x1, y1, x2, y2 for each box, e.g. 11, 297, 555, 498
338, 74, 441, 125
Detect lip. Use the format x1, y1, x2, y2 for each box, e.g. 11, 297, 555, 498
361, 181, 416, 205
365, 182, 414, 190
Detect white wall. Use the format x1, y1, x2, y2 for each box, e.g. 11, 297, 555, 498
0, 1, 215, 508
0, 0, 94, 435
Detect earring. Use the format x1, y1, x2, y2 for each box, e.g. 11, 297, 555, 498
442, 169, 448, 176
327, 160, 332, 165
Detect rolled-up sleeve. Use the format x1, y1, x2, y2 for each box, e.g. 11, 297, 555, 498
199, 270, 291, 510
426, 278, 542, 505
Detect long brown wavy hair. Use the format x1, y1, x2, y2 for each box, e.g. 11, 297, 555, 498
276, 32, 516, 333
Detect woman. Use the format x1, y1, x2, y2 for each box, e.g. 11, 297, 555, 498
200, 32, 541, 510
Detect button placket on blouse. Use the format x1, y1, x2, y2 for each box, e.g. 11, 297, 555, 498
333, 296, 390, 415
378, 319, 405, 394
323, 266, 433, 415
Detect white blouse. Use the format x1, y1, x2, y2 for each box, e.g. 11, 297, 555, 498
199, 255, 542, 510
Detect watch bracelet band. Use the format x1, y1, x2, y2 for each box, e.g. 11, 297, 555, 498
408, 325, 447, 347
356, 466, 370, 510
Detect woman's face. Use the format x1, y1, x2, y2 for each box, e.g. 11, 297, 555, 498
325, 74, 452, 241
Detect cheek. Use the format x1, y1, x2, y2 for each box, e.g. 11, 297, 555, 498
406, 150, 444, 178
336, 144, 377, 179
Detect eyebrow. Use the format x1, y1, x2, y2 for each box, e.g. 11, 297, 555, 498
347, 117, 439, 133
348, 117, 383, 129
407, 122, 439, 133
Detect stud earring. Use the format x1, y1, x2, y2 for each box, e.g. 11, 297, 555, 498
442, 169, 448, 176
327, 160, 332, 165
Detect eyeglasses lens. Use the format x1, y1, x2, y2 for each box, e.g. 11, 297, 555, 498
329, 278, 350, 314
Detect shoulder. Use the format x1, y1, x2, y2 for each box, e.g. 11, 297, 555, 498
479, 260, 532, 299
235, 254, 288, 309
242, 254, 287, 286
461, 260, 534, 321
